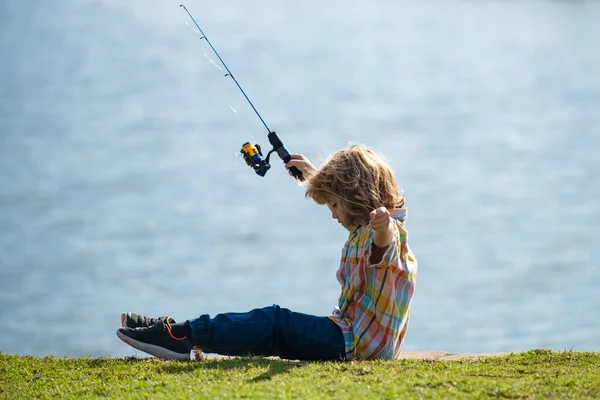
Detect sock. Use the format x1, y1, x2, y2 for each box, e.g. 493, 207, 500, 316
169, 321, 192, 339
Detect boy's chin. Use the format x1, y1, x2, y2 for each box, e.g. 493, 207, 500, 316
339, 221, 352, 231
341, 221, 364, 232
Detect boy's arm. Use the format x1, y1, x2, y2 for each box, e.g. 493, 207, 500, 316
369, 207, 395, 264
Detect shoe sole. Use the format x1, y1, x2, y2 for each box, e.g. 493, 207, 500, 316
116, 330, 190, 361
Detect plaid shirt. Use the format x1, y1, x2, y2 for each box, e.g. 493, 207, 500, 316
328, 208, 417, 360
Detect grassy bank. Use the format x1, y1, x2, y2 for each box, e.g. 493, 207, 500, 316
2, 350, 599, 399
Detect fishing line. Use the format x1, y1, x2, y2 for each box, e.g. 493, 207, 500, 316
181, 12, 241, 116
179, 4, 304, 180
316, 187, 405, 210
180, 4, 269, 132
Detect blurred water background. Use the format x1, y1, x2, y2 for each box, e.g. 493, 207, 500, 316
1, 0, 599, 357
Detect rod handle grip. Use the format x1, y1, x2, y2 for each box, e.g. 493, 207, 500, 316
288, 165, 305, 181
268, 131, 305, 181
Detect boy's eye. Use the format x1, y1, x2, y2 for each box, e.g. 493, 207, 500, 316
332, 202, 337, 208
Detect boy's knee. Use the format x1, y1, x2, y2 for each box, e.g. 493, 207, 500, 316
265, 304, 292, 331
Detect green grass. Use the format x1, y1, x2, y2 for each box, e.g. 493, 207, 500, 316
1, 350, 599, 399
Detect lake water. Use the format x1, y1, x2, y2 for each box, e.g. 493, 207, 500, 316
1, 0, 599, 358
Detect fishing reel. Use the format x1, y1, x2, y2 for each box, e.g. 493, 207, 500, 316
240, 132, 304, 181
240, 142, 271, 177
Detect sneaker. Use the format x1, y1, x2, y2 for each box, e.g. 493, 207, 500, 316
121, 312, 176, 329
116, 319, 193, 361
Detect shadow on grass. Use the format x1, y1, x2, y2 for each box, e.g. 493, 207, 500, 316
61, 356, 149, 368
158, 357, 307, 382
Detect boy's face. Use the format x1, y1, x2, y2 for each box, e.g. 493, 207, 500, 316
326, 196, 352, 231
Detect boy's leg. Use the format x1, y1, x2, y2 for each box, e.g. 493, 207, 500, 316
189, 304, 345, 361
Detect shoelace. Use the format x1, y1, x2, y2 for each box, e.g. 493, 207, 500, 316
144, 316, 160, 326
131, 314, 157, 328
133, 319, 165, 332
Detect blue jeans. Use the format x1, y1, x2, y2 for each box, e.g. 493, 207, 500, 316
187, 305, 346, 361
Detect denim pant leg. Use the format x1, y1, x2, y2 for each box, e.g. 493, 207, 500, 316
187, 304, 346, 361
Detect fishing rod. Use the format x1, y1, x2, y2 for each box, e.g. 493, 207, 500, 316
180, 4, 304, 181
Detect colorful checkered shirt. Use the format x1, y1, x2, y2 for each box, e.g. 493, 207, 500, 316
328, 208, 417, 360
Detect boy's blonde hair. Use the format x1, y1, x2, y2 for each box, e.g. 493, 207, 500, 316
306, 144, 404, 228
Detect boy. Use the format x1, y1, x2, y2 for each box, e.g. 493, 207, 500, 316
117, 144, 417, 360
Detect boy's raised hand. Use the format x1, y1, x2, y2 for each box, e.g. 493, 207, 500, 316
370, 207, 391, 232
286, 154, 317, 179
370, 207, 394, 249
